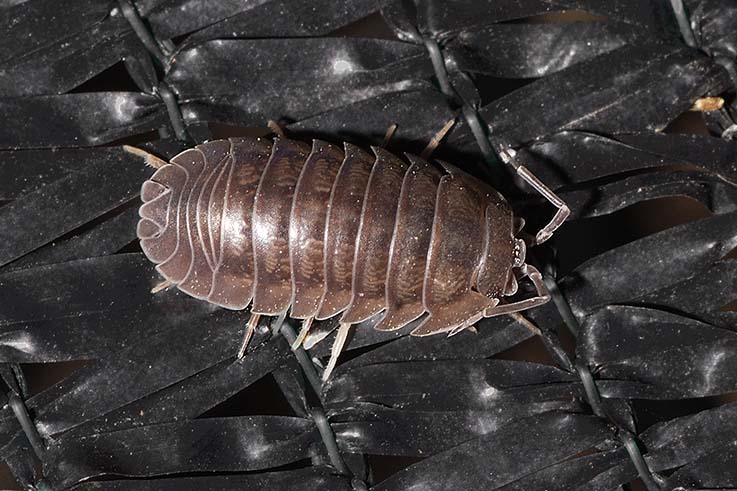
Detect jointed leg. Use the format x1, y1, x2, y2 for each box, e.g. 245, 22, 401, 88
507, 312, 542, 336
151, 279, 173, 293
516, 166, 570, 244
292, 317, 314, 350
498, 148, 570, 245
267, 120, 285, 138
237, 313, 261, 359
484, 264, 550, 317
123, 145, 168, 169
322, 322, 352, 381
421, 118, 456, 159
447, 301, 543, 339
447, 303, 494, 337
381, 123, 398, 148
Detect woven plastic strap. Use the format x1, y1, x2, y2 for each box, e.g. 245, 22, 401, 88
276, 319, 368, 490
420, 22, 666, 491
669, 0, 737, 140
7, 391, 46, 460
117, 0, 189, 141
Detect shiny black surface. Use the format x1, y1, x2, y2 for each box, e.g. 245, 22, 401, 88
1, 0, 737, 489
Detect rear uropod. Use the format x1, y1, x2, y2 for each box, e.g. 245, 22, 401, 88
131, 134, 569, 380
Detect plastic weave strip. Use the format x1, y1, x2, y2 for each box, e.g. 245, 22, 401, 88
711, 59, 737, 140
117, 0, 170, 65
634, 12, 737, 489
420, 25, 667, 491
668, 0, 698, 48
1, 365, 24, 397
547, 263, 665, 491
422, 37, 497, 165
117, 0, 189, 141
6, 391, 46, 460
669, 0, 737, 139
275, 319, 368, 491
156, 81, 190, 142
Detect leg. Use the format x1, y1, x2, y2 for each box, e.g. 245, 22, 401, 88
447, 303, 494, 337
322, 322, 352, 381
237, 313, 261, 359
498, 148, 570, 245
123, 145, 168, 169
420, 118, 456, 159
381, 123, 398, 147
507, 312, 542, 336
291, 316, 314, 350
484, 264, 550, 317
267, 119, 285, 138
150, 279, 173, 293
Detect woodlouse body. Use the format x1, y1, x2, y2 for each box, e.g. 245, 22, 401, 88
137, 136, 559, 375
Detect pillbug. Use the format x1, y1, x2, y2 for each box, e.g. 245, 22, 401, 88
131, 133, 569, 380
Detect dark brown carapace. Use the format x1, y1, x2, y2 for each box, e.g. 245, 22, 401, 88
135, 137, 567, 379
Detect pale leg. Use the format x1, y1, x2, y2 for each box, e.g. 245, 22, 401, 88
484, 265, 550, 317
267, 120, 285, 138
498, 148, 570, 245
122, 145, 168, 169
292, 317, 314, 350
237, 313, 261, 359
381, 123, 398, 147
421, 118, 456, 159
322, 322, 352, 381
150, 279, 173, 293
507, 312, 542, 336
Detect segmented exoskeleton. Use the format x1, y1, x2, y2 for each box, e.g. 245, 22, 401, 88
134, 136, 569, 380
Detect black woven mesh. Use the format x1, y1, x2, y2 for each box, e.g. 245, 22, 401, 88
1, 0, 736, 489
